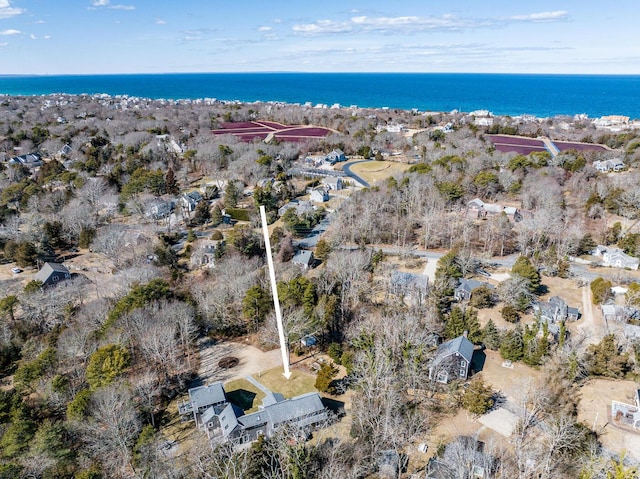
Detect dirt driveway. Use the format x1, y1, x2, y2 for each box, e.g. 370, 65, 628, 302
575, 286, 608, 348
196, 338, 283, 384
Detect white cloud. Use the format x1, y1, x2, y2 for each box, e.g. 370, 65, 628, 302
293, 19, 353, 35
258, 26, 272, 32
0, 0, 23, 20
44, 35, 51, 39
156, 18, 166, 25
293, 11, 569, 36
0, 29, 21, 35
509, 11, 569, 22
30, 33, 36, 39
90, 0, 135, 10
0, 42, 8, 47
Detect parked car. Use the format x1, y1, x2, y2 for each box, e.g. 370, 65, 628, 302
11, 267, 22, 274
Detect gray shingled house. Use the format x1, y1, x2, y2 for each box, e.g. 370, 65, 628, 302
429, 334, 475, 384
453, 279, 494, 302
34, 262, 71, 286
178, 382, 329, 446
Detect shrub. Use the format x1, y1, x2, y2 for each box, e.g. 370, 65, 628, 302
590, 277, 612, 304
501, 305, 520, 323
462, 378, 494, 415
86, 344, 130, 389
315, 362, 339, 394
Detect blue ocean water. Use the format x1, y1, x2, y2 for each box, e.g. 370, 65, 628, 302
0, 73, 638, 119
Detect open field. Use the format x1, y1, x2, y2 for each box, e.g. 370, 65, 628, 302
348, 160, 412, 184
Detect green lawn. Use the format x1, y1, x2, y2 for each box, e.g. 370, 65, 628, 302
224, 378, 266, 413
252, 367, 317, 399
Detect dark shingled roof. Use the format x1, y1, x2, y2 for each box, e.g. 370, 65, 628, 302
436, 335, 474, 363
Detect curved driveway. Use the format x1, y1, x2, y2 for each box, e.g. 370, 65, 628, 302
342, 160, 371, 187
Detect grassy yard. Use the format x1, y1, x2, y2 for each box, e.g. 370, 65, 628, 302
349, 160, 412, 184
224, 378, 266, 413
252, 367, 317, 399
159, 396, 202, 454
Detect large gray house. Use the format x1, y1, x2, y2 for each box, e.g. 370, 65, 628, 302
178, 382, 329, 446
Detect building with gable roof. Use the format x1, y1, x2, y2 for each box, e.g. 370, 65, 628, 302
429, 334, 475, 384
34, 262, 71, 287
178, 381, 328, 447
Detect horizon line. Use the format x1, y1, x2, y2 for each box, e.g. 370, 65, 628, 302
2, 71, 640, 77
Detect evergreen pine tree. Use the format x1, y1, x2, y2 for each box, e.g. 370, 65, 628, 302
511, 256, 541, 293
211, 205, 223, 226
482, 319, 501, 350
464, 308, 482, 343
165, 168, 179, 195
462, 377, 494, 415
500, 325, 524, 361
445, 306, 466, 339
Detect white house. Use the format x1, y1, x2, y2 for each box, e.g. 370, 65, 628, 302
593, 245, 640, 270
593, 159, 625, 172
322, 176, 343, 191
310, 186, 329, 203
181, 191, 203, 212
467, 198, 520, 220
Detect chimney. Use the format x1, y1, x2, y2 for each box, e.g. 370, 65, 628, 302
463, 330, 468, 338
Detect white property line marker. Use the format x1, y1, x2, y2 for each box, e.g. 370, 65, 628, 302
259, 205, 292, 379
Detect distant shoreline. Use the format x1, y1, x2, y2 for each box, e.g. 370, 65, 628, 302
1, 72, 639, 118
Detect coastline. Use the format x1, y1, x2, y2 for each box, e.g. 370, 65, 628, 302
1, 72, 639, 119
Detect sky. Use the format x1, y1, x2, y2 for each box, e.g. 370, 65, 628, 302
0, 0, 638, 75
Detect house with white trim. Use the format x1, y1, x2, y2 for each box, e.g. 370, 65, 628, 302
593, 245, 640, 270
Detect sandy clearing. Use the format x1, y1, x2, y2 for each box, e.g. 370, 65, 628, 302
478, 407, 519, 437
423, 259, 437, 283
577, 378, 640, 461
196, 338, 283, 385
489, 272, 510, 282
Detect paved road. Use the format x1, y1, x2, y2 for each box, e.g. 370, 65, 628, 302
295, 213, 334, 249
342, 160, 371, 187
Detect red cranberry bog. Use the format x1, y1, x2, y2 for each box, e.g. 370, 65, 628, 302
212, 121, 334, 143
487, 135, 548, 155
